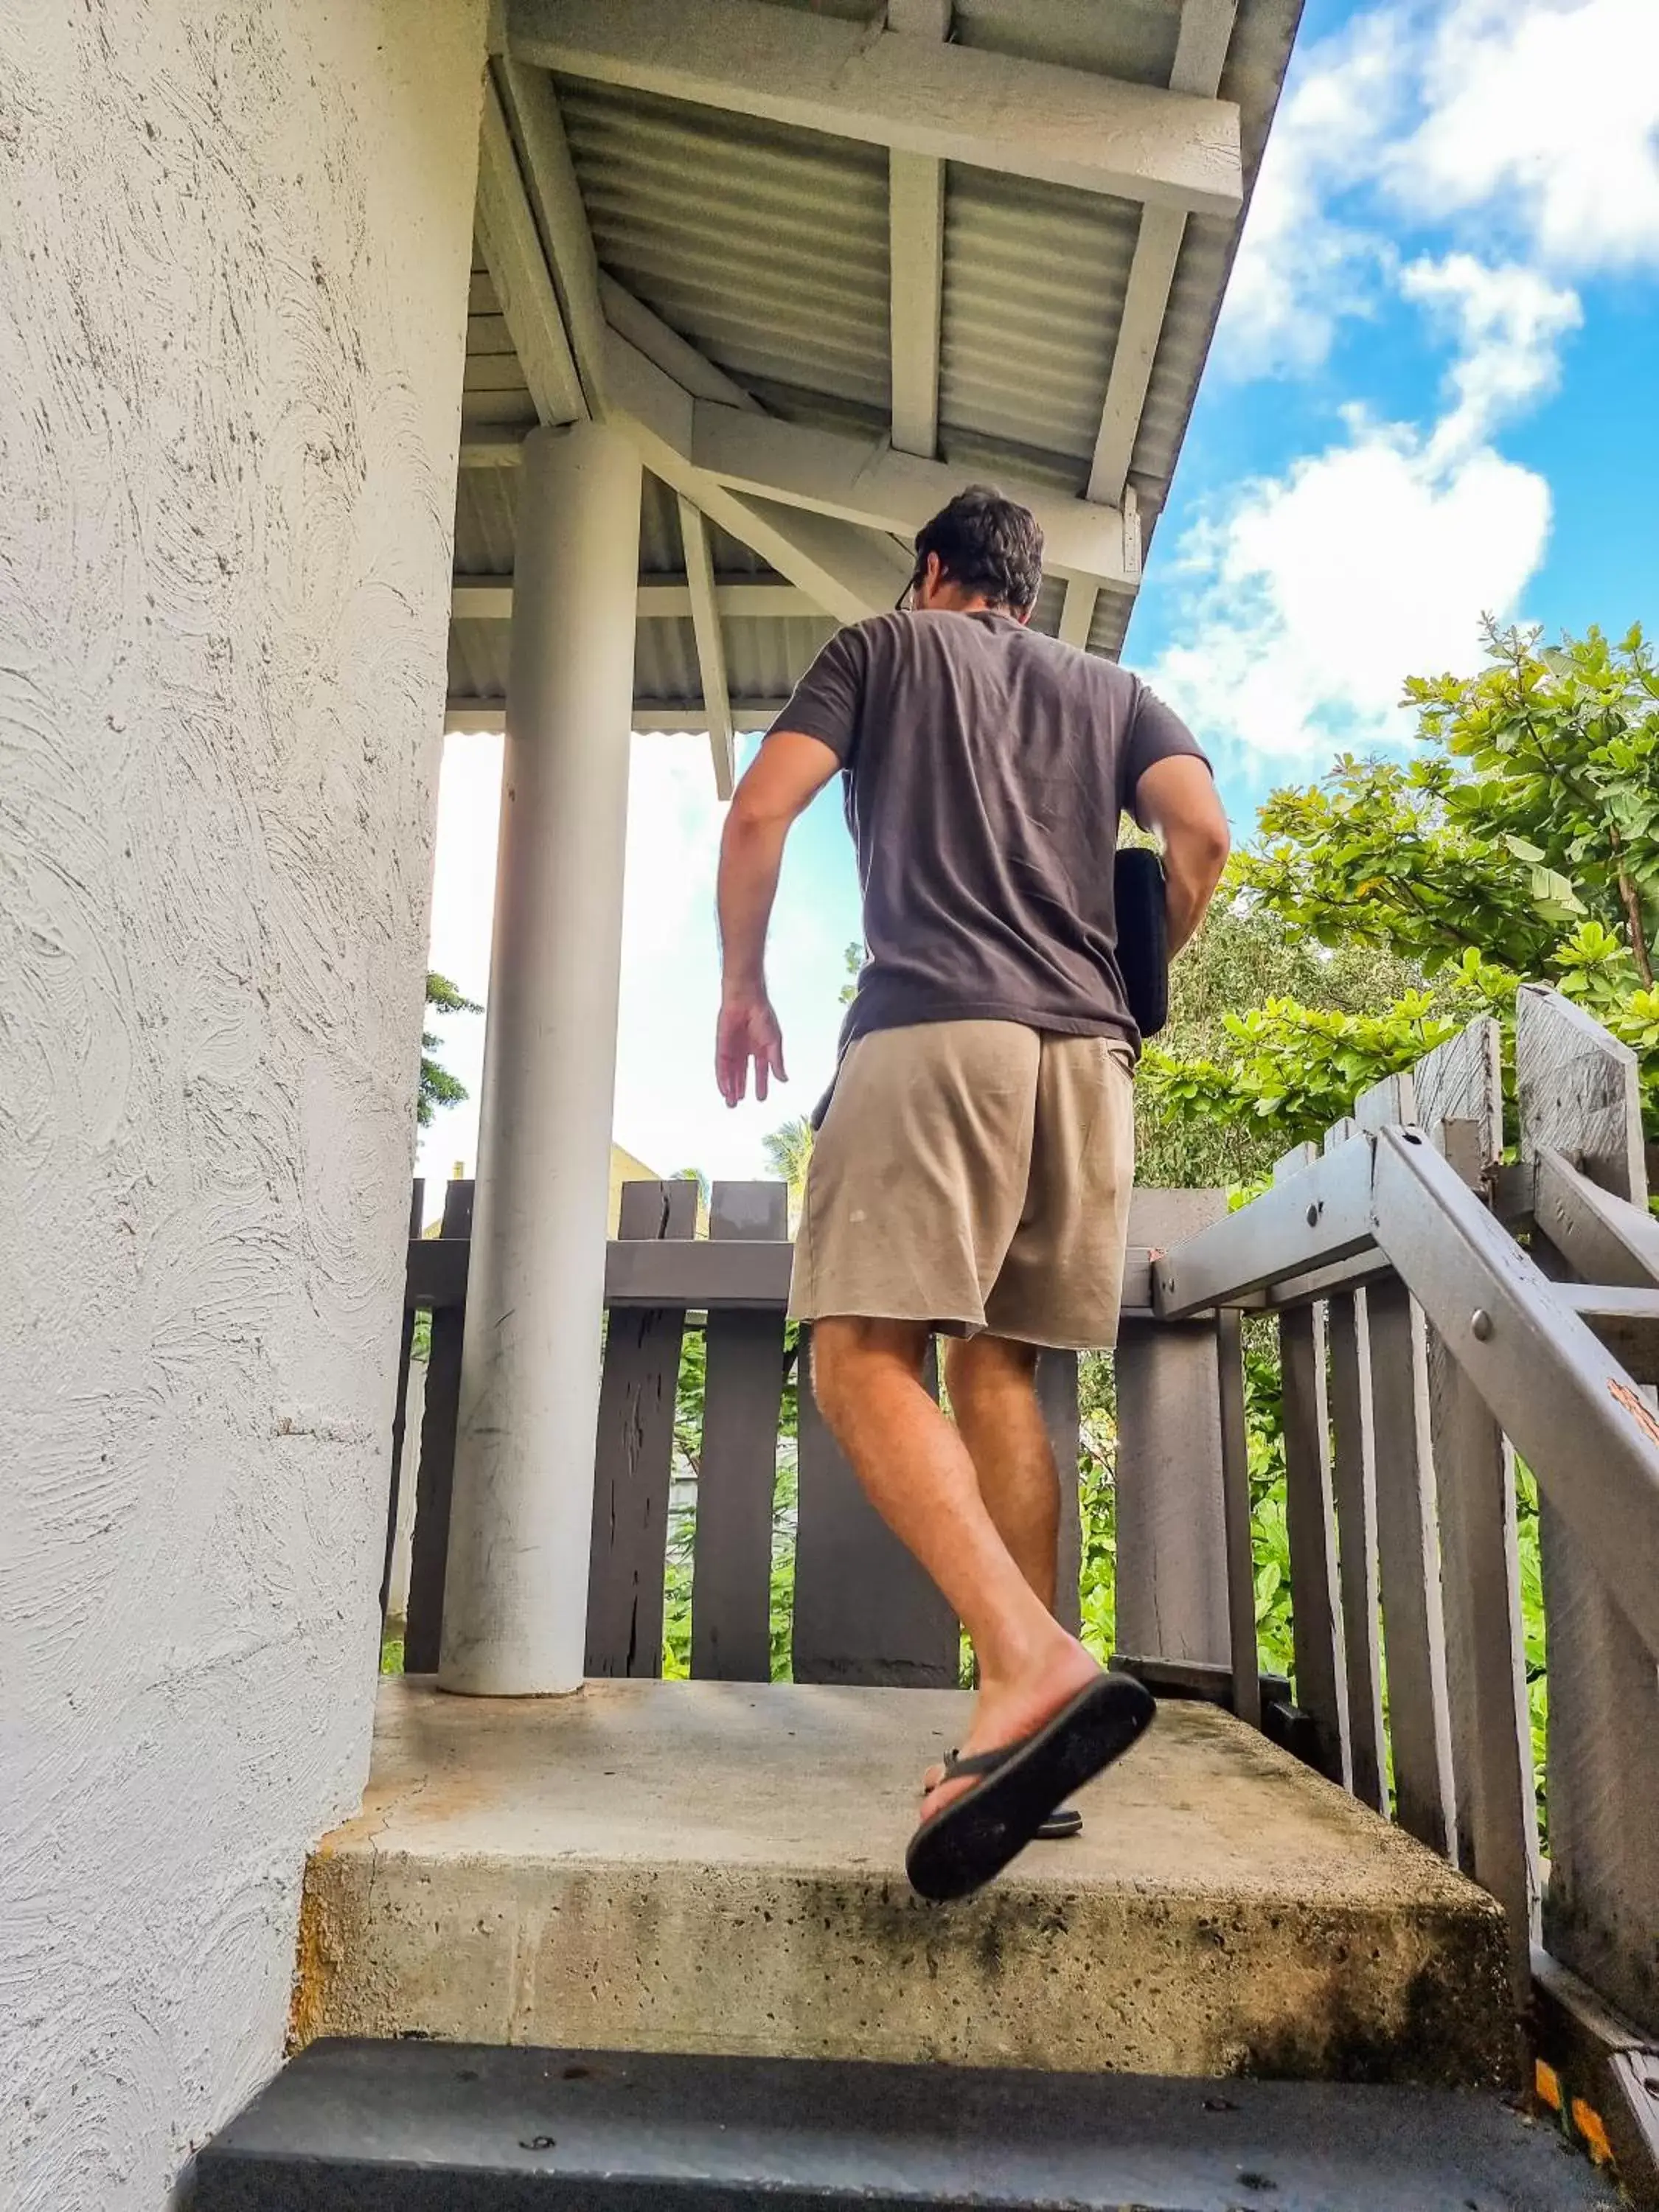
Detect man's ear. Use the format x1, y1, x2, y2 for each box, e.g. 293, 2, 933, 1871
1015, 602, 1036, 627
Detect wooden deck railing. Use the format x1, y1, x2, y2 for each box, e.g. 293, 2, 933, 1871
386, 984, 1659, 2183
1150, 985, 1659, 2184
389, 1181, 1247, 1694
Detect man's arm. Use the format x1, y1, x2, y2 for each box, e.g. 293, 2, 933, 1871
1133, 754, 1231, 956
715, 728, 841, 1105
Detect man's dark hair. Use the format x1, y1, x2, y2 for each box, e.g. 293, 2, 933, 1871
911, 484, 1044, 613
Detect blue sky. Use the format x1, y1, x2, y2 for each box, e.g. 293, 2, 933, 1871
420, 0, 1659, 1204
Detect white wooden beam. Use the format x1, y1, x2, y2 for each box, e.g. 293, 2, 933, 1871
886, 0, 950, 34
599, 275, 762, 411
689, 402, 1138, 588
459, 428, 531, 467
605, 329, 912, 623
476, 73, 585, 426
678, 495, 737, 797
1058, 580, 1098, 650
1170, 0, 1239, 97
633, 701, 787, 735
494, 57, 609, 413
453, 579, 516, 621
886, 2, 948, 460
452, 575, 813, 620
510, 0, 1244, 218
444, 700, 788, 735
1086, 204, 1186, 507
888, 153, 944, 457
1085, 0, 1237, 506
458, 265, 763, 470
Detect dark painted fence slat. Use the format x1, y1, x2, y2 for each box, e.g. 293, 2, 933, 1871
382, 1178, 425, 1625
1326, 1290, 1386, 1813
692, 1182, 790, 1683
1365, 1278, 1455, 1858
404, 1178, 474, 1673
585, 1180, 697, 1679
1279, 1301, 1350, 1787
793, 1332, 959, 1687
1114, 1318, 1231, 1666
1036, 1349, 1082, 1637
1215, 1310, 1262, 1728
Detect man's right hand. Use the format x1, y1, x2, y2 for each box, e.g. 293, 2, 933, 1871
716, 990, 787, 1107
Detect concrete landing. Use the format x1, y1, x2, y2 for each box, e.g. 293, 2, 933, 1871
293, 1677, 1514, 2087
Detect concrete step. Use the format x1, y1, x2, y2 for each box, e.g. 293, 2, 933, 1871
293, 1677, 1514, 2086
192, 2039, 1615, 2211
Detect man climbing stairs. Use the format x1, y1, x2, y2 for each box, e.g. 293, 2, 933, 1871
189, 990, 1659, 2212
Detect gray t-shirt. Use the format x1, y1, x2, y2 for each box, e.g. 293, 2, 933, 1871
772, 608, 1208, 1057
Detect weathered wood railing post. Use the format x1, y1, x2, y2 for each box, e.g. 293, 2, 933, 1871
1114, 1189, 1233, 1672
1414, 1019, 1540, 1999
1326, 1111, 1386, 1814
1349, 1070, 1456, 1859
1517, 985, 1659, 2038
1272, 1142, 1350, 1787
586, 1179, 698, 1677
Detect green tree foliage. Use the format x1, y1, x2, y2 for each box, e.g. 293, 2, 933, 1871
1148, 621, 1659, 1150
419, 971, 482, 1128
1135, 619, 1658, 1830
762, 1116, 815, 1201
839, 940, 863, 1007
1134, 881, 1440, 1183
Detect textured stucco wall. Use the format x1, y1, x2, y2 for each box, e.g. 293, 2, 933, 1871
0, 3, 485, 2203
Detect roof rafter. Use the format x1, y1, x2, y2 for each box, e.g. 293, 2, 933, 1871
475, 72, 584, 427
690, 404, 1139, 589
493, 55, 609, 414
605, 329, 913, 625
1086, 0, 1238, 507
451, 576, 815, 620
508, 0, 1243, 217
444, 700, 789, 736
679, 495, 737, 798
885, 0, 950, 459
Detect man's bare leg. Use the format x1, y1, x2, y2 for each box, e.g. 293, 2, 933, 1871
943, 1333, 1058, 1610
811, 1316, 1098, 1818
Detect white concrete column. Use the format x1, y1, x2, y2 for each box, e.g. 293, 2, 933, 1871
439, 420, 642, 1695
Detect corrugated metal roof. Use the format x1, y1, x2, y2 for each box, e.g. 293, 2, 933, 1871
939, 169, 1138, 483
445, 0, 1301, 754
560, 79, 891, 417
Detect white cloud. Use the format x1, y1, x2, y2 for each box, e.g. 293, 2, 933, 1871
1151, 1, 1624, 766
1217, 7, 1408, 376
1217, 0, 1659, 380
417, 731, 858, 1210
1399, 254, 1582, 459
416, 730, 501, 1199
1394, 0, 1659, 273
1147, 423, 1552, 760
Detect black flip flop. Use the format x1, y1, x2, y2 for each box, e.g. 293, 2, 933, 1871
927, 1753, 1082, 1842
905, 1673, 1155, 1902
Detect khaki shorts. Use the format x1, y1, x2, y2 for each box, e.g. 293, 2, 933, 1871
788, 1019, 1135, 1351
